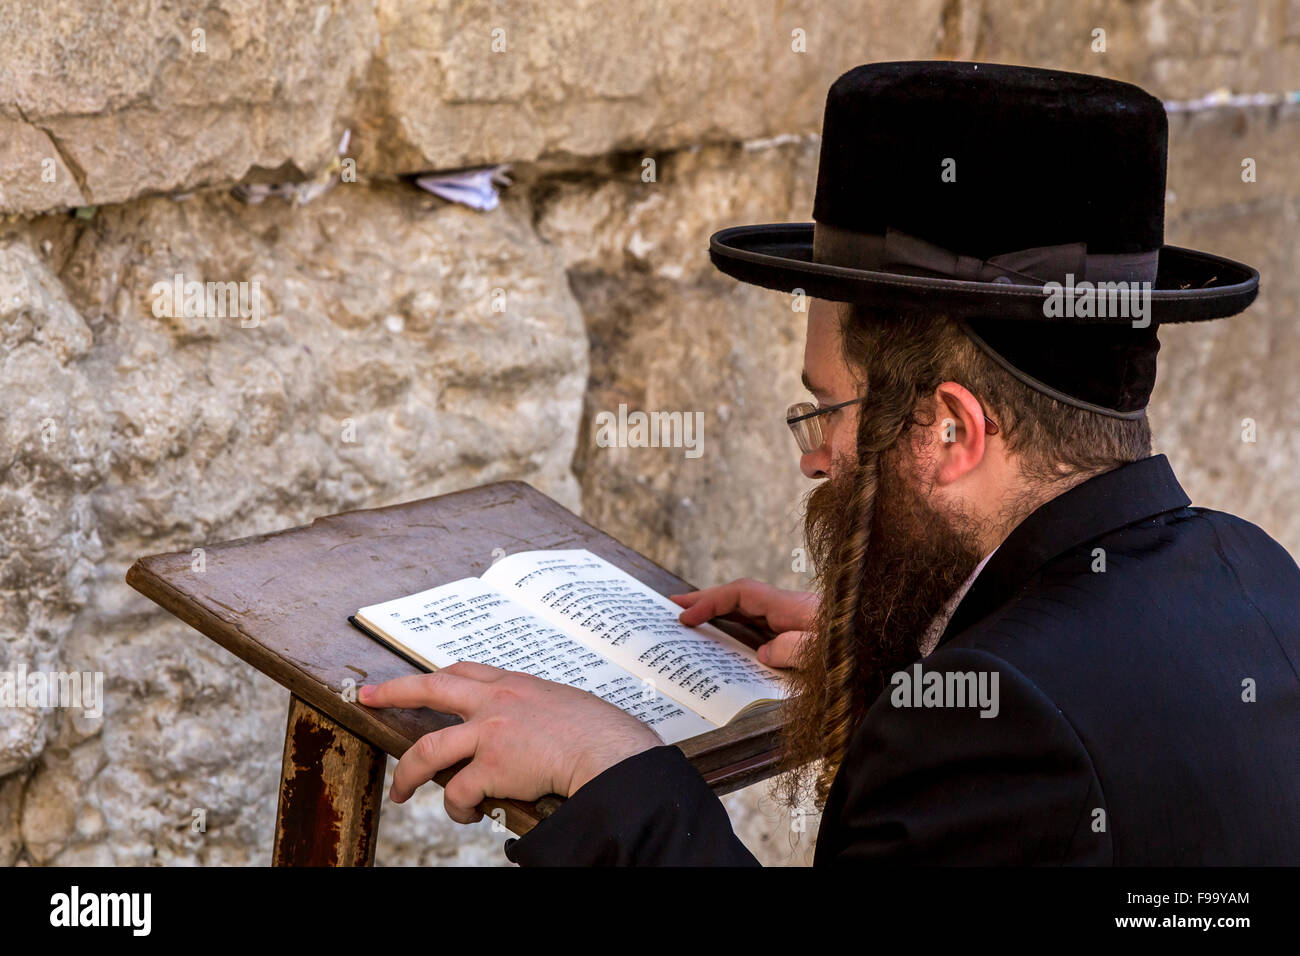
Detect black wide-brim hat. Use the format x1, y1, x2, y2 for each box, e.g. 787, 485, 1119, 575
708, 61, 1261, 418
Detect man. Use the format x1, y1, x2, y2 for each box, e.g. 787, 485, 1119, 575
358, 62, 1300, 864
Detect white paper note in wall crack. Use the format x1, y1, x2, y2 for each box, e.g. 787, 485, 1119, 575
415, 164, 513, 211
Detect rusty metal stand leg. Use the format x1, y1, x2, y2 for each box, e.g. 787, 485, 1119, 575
273, 693, 387, 866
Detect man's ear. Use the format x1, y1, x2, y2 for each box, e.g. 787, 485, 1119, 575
930, 382, 991, 486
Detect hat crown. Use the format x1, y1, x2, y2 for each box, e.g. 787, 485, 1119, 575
811, 61, 1168, 259
705, 60, 1259, 416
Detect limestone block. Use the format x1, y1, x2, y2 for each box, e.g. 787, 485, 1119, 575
0, 181, 588, 863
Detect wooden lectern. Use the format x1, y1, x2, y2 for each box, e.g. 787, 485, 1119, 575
126, 481, 785, 866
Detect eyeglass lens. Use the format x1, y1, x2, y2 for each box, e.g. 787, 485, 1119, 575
786, 402, 822, 454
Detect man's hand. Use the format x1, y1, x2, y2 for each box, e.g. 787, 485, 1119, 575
358, 662, 664, 824
670, 579, 817, 668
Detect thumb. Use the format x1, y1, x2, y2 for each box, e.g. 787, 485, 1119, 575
758, 630, 809, 669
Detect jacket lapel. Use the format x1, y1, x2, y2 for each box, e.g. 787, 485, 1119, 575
936, 454, 1192, 649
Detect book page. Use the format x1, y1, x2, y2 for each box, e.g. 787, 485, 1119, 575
356, 577, 715, 744
481, 550, 787, 726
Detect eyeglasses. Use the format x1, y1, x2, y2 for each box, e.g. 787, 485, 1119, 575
785, 397, 999, 454
785, 398, 863, 454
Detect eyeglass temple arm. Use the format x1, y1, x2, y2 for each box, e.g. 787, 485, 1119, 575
786, 399, 999, 434
785, 397, 863, 425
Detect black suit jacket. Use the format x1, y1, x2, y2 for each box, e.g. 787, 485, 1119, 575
503, 455, 1300, 865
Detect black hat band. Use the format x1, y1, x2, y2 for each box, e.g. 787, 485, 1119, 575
813, 221, 1160, 288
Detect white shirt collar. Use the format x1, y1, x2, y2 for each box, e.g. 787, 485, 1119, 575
918, 547, 997, 657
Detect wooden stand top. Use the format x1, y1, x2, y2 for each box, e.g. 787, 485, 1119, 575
126, 480, 786, 835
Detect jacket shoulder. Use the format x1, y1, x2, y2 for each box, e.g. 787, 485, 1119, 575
942, 505, 1300, 864
819, 645, 1111, 865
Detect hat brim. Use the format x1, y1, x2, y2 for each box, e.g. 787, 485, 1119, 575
708, 222, 1258, 323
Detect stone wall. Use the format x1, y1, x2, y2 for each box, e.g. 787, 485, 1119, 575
1, 1, 1297, 865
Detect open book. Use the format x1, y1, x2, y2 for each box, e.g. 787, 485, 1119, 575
350, 548, 788, 744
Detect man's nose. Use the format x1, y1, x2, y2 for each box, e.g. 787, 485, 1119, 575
799, 446, 831, 480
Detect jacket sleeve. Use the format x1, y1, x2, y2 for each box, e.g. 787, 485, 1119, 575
503, 744, 761, 866
817, 646, 1112, 865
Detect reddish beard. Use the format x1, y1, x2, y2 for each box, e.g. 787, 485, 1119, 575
772, 436, 988, 811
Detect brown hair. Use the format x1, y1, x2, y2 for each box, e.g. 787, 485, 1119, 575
777, 304, 1151, 810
